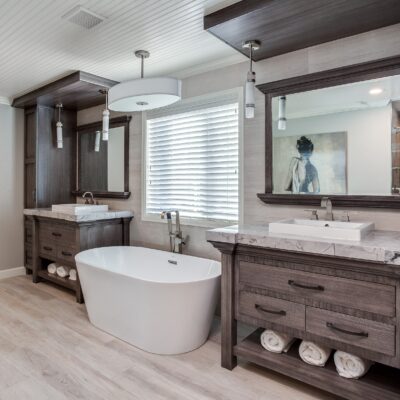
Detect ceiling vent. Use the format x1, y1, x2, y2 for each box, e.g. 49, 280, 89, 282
62, 6, 105, 29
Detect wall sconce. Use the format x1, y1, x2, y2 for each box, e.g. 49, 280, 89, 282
278, 96, 287, 130
94, 130, 101, 152
100, 89, 110, 141
242, 40, 260, 119
55, 104, 63, 149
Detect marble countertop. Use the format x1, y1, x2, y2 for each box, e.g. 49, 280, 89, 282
24, 208, 134, 222
206, 224, 400, 266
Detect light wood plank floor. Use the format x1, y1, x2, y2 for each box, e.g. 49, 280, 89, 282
0, 276, 339, 400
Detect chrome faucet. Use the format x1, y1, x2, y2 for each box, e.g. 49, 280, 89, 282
161, 210, 185, 254
82, 191, 95, 205
320, 197, 333, 221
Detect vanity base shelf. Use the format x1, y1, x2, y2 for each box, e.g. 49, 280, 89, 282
235, 328, 400, 400
37, 270, 77, 291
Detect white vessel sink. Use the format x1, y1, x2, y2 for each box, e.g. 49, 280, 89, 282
269, 219, 374, 241
51, 204, 109, 215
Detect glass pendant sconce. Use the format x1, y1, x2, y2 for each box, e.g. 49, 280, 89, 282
108, 50, 181, 112
94, 130, 101, 152
100, 89, 110, 141
55, 104, 63, 149
278, 96, 287, 130
242, 40, 260, 119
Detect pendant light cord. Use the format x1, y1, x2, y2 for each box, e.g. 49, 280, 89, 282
57, 104, 61, 122
249, 44, 253, 73
141, 55, 144, 78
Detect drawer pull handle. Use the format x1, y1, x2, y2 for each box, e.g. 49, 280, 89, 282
288, 280, 324, 291
255, 304, 286, 316
52, 232, 62, 237
61, 251, 72, 257
43, 246, 53, 251
326, 322, 369, 338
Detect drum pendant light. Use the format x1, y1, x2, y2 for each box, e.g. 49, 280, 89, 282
108, 50, 182, 112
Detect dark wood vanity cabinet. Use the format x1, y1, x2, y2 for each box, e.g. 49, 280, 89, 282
211, 242, 400, 400
28, 216, 132, 303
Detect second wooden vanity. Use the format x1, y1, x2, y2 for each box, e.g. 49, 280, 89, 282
208, 226, 400, 400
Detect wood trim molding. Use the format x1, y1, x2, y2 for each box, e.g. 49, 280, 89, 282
12, 71, 119, 110
0, 267, 26, 280
208, 241, 237, 255
76, 115, 131, 132
257, 55, 400, 96
257, 55, 400, 209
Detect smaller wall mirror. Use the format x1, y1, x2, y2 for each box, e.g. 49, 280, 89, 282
74, 116, 131, 199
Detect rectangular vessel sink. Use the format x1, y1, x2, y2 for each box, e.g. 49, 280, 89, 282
269, 219, 375, 241
51, 204, 109, 215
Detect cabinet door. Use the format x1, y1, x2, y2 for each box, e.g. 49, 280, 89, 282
25, 162, 36, 208
36, 106, 76, 207
25, 109, 37, 208
25, 110, 37, 160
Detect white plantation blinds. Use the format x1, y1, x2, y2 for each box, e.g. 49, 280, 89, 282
145, 93, 239, 222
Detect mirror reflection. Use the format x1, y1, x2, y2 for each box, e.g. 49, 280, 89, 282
272, 75, 400, 196
78, 126, 125, 193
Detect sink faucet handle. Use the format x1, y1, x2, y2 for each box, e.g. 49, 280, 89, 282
305, 209, 319, 220
339, 211, 350, 222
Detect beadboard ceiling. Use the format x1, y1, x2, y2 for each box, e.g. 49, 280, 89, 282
0, 0, 244, 103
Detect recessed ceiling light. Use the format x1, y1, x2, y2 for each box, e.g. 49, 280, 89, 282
369, 87, 383, 95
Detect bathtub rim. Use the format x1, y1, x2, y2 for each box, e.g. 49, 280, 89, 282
75, 246, 221, 285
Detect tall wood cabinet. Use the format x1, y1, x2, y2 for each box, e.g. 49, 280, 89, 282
14, 71, 119, 274
24, 105, 76, 273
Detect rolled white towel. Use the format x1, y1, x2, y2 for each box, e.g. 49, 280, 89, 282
56, 266, 70, 278
47, 263, 57, 275
260, 330, 295, 353
334, 351, 373, 379
69, 269, 77, 281
299, 341, 331, 367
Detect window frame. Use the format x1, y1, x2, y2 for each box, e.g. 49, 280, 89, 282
141, 88, 244, 228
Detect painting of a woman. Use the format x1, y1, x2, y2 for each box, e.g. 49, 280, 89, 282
284, 136, 320, 193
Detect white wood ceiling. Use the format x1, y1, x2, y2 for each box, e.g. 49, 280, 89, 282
0, 0, 244, 102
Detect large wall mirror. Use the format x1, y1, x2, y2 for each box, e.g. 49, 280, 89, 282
74, 116, 131, 199
257, 56, 400, 208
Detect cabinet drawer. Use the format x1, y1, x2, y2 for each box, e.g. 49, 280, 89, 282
306, 307, 395, 356
39, 242, 57, 259
57, 246, 78, 264
39, 222, 76, 246
239, 261, 395, 317
238, 291, 305, 330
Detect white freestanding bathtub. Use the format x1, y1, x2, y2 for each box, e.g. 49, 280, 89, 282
75, 246, 221, 355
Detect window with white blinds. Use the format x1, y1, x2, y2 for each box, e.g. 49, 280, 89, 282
145, 93, 239, 223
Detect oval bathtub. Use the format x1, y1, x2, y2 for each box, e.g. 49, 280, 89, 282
75, 246, 221, 355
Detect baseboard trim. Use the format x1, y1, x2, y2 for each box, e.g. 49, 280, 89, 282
0, 266, 26, 280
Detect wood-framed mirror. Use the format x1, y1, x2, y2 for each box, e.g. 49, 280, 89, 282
257, 55, 400, 208
73, 115, 131, 199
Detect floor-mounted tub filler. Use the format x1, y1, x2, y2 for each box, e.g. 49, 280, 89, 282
75, 246, 221, 354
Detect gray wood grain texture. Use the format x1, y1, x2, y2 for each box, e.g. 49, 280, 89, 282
238, 291, 305, 330
239, 261, 395, 317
